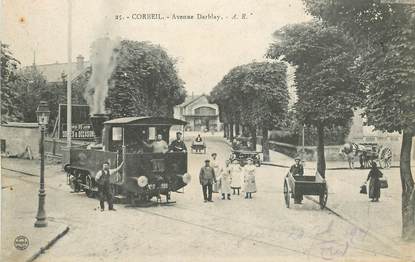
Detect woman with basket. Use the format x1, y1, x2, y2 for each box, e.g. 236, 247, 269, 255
365, 162, 384, 202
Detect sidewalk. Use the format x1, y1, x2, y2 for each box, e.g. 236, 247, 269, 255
1, 157, 69, 262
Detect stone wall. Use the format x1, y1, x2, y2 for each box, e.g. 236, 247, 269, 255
0, 123, 40, 158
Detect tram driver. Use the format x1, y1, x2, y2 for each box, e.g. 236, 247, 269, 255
169, 131, 187, 152
142, 134, 168, 154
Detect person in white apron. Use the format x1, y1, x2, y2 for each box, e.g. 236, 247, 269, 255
218, 160, 232, 200
229, 159, 242, 195
243, 158, 257, 199
210, 153, 220, 193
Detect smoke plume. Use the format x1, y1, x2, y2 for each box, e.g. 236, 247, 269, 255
84, 37, 119, 114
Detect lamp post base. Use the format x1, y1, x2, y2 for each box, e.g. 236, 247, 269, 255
34, 219, 48, 228
34, 191, 47, 228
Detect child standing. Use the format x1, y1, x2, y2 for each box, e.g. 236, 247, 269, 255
229, 159, 242, 195
219, 160, 232, 200
243, 158, 257, 199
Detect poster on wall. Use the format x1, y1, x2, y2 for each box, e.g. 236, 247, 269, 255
58, 104, 95, 140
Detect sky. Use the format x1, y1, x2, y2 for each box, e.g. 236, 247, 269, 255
2, 0, 311, 95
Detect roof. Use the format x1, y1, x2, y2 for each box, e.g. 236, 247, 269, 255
180, 95, 204, 108
21, 61, 90, 83
104, 116, 188, 126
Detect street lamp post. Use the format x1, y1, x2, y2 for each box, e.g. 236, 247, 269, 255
34, 101, 50, 228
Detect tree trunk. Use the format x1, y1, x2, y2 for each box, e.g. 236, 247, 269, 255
316, 124, 326, 178
223, 123, 228, 138
250, 126, 257, 151
400, 129, 415, 241
229, 123, 234, 143
235, 123, 240, 136
262, 127, 270, 162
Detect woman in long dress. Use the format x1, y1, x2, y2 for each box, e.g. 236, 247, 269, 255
229, 159, 242, 195
366, 161, 383, 202
210, 153, 220, 193
243, 158, 257, 199
219, 160, 232, 200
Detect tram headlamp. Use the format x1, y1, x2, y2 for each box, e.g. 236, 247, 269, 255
136, 176, 148, 187
182, 173, 191, 184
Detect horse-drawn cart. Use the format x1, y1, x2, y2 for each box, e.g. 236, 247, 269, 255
283, 171, 328, 209
341, 142, 392, 169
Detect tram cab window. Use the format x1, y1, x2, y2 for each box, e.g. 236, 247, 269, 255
112, 127, 122, 141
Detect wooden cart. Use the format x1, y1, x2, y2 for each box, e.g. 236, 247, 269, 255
283, 171, 328, 209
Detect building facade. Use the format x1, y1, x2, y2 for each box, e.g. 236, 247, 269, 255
174, 95, 221, 132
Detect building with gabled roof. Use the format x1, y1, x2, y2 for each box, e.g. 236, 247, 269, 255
174, 94, 221, 132
21, 55, 89, 83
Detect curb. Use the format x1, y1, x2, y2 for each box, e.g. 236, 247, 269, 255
26, 226, 70, 262
1, 166, 38, 177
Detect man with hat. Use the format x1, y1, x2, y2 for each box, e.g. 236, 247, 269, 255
199, 159, 217, 202
169, 131, 187, 152
289, 157, 304, 204
290, 157, 304, 176
95, 160, 124, 211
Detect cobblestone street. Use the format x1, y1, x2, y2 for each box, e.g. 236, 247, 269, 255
2, 136, 414, 262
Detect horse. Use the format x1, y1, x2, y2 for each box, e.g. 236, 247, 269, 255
339, 142, 370, 169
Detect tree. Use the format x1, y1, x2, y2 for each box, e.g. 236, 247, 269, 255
266, 21, 362, 177
1, 43, 22, 121
303, 0, 415, 241
211, 62, 289, 160
15, 66, 49, 122
107, 40, 186, 117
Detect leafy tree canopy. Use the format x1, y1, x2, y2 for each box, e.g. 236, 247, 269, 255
211, 61, 288, 129
266, 21, 363, 128
303, 0, 415, 133
1, 44, 22, 121
107, 40, 186, 117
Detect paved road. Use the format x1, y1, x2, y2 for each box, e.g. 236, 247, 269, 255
2, 137, 406, 262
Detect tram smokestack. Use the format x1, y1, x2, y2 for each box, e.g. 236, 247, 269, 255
90, 113, 109, 144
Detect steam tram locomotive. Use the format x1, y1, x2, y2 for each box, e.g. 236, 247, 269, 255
63, 114, 191, 205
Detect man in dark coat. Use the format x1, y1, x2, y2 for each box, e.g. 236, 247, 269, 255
95, 161, 124, 211
289, 157, 304, 204
169, 131, 187, 152
290, 157, 304, 176
199, 159, 216, 202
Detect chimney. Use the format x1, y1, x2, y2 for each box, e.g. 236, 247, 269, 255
76, 55, 85, 71
90, 113, 110, 144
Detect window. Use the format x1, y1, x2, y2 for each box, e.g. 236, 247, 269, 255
112, 127, 123, 141
149, 127, 156, 140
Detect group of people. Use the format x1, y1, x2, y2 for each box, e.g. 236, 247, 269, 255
136, 131, 187, 154
199, 153, 257, 202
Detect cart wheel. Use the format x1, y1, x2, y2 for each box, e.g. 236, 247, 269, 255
319, 185, 328, 209
284, 180, 290, 208
85, 175, 95, 198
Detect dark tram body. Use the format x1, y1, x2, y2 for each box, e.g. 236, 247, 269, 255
63, 114, 190, 204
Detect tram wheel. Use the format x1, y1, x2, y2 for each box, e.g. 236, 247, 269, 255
85, 175, 95, 198
319, 185, 328, 209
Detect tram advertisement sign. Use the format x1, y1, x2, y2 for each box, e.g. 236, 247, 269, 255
58, 104, 95, 140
